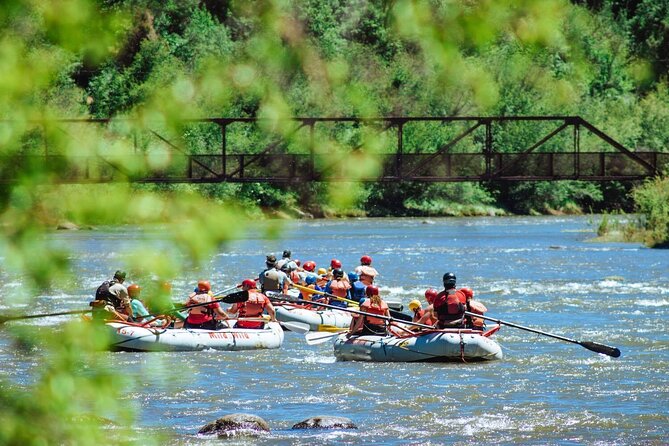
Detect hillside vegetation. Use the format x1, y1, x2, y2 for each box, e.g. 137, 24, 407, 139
12, 0, 669, 218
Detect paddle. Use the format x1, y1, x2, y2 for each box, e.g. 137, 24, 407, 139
153, 289, 249, 317
268, 293, 435, 330
0, 309, 92, 324
290, 284, 413, 322
467, 312, 621, 358
305, 330, 347, 345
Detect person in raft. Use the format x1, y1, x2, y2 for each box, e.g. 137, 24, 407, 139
461, 287, 487, 331
432, 272, 467, 329
408, 299, 424, 323
183, 280, 229, 330
90, 270, 133, 322
227, 279, 277, 329
349, 285, 390, 336
324, 268, 351, 308
354, 255, 379, 286
416, 288, 438, 327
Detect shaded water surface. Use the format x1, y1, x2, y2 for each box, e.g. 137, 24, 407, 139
1, 216, 667, 445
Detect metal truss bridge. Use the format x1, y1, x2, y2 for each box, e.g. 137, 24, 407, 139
1, 116, 666, 184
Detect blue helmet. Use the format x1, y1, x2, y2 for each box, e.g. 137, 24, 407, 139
305, 275, 317, 285
347, 272, 359, 282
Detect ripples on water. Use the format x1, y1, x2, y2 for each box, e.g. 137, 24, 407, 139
1, 216, 668, 444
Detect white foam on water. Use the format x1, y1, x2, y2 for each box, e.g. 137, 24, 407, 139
635, 299, 669, 307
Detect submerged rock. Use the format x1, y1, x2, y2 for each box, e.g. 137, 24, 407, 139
198, 413, 270, 438
292, 416, 357, 430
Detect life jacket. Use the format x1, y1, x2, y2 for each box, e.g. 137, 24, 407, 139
95, 280, 121, 307
327, 279, 350, 299
185, 291, 215, 324
350, 281, 366, 301
433, 289, 465, 325
261, 268, 281, 292
290, 270, 301, 284
237, 290, 267, 329
300, 284, 321, 301
360, 299, 388, 326
412, 308, 425, 323
467, 300, 487, 328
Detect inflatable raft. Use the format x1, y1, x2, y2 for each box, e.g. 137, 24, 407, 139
333, 326, 503, 362
275, 304, 352, 332
106, 320, 284, 352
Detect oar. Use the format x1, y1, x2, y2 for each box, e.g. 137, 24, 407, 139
235, 317, 310, 334
0, 309, 92, 324
290, 284, 413, 322
305, 330, 347, 345
268, 293, 435, 330
467, 312, 621, 358
152, 289, 249, 317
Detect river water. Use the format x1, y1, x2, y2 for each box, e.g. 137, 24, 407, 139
1, 216, 668, 445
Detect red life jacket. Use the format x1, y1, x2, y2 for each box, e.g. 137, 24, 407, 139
433, 289, 465, 325
237, 290, 268, 329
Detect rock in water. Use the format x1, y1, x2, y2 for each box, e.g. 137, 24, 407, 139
198, 413, 270, 438
57, 221, 80, 230
292, 416, 357, 430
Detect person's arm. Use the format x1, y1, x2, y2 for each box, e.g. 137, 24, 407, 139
349, 313, 363, 334
265, 300, 277, 322
213, 303, 228, 320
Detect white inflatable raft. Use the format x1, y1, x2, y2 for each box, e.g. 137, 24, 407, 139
333, 326, 503, 362
106, 320, 284, 352
275, 304, 352, 332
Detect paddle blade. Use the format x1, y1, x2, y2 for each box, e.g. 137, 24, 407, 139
219, 290, 249, 304
280, 321, 310, 334
580, 341, 621, 358
389, 309, 412, 322
305, 331, 343, 345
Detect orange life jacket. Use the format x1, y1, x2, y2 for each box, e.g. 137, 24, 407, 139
328, 279, 350, 298
361, 299, 388, 326
412, 308, 425, 323
467, 300, 487, 328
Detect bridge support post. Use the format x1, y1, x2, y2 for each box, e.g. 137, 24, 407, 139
396, 121, 404, 179
220, 122, 228, 181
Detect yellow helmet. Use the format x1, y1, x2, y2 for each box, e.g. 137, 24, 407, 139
408, 299, 421, 311
317, 268, 327, 275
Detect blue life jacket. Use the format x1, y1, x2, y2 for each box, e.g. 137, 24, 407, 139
350, 281, 366, 302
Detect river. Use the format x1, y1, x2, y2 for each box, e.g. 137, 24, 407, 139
1, 216, 667, 445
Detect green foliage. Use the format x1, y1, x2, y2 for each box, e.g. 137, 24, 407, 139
499, 180, 604, 214
3, 0, 669, 443
633, 176, 669, 247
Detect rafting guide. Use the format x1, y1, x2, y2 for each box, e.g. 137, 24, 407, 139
90, 270, 133, 322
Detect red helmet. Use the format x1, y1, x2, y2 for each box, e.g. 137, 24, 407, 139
365, 285, 380, 297
360, 255, 372, 265
330, 259, 342, 269
127, 284, 141, 297
460, 287, 474, 299
303, 261, 316, 272
294, 259, 301, 267
197, 280, 211, 292
241, 279, 256, 289
424, 288, 438, 303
